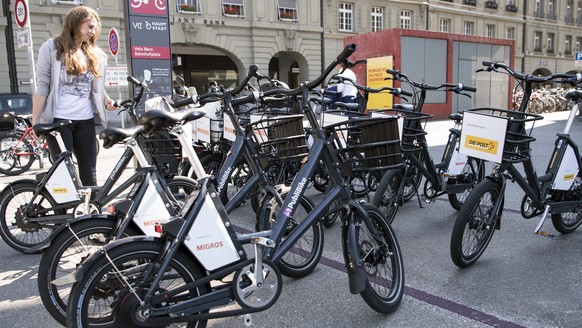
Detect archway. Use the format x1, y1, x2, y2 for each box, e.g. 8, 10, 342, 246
531, 67, 553, 89
268, 51, 308, 88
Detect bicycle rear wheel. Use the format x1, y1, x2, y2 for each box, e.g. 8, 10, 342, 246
372, 168, 404, 224
351, 203, 404, 314
551, 174, 582, 233
0, 134, 35, 176
450, 179, 501, 268
447, 157, 485, 211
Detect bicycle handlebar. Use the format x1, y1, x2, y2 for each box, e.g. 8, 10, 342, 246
329, 75, 413, 97
479, 61, 582, 85
385, 68, 476, 94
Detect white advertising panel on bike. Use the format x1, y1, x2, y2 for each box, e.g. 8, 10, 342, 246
195, 116, 211, 143
460, 111, 507, 163
446, 150, 469, 175
132, 179, 172, 237
223, 115, 236, 141
552, 144, 580, 190
46, 161, 81, 204
185, 195, 241, 271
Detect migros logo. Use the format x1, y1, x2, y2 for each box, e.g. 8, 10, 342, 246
464, 135, 499, 155
196, 241, 224, 251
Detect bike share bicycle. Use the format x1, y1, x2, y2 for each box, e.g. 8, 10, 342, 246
0, 77, 198, 254
66, 44, 406, 327
449, 62, 582, 268
371, 68, 485, 223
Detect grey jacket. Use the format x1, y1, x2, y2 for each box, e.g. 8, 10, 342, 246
35, 39, 108, 127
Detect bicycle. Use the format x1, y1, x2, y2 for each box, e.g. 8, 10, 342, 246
370, 69, 485, 224
449, 62, 582, 268
0, 77, 199, 254
66, 43, 406, 327
0, 112, 51, 175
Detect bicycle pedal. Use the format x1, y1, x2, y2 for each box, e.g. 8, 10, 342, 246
420, 194, 434, 204
535, 231, 556, 239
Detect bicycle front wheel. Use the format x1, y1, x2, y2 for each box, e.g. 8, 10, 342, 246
372, 168, 404, 224
352, 203, 404, 314
450, 179, 501, 268
66, 240, 209, 328
0, 134, 35, 176
447, 157, 485, 210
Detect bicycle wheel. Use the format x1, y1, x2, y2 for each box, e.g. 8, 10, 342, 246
0, 181, 64, 253
38, 219, 139, 326
402, 164, 421, 202
66, 240, 209, 328
220, 157, 251, 207
551, 174, 582, 233
448, 157, 485, 211
198, 152, 223, 177
255, 191, 323, 279
311, 160, 329, 193
450, 179, 502, 268
167, 175, 200, 204
0, 134, 35, 176
351, 203, 404, 314
350, 172, 368, 198
372, 168, 404, 224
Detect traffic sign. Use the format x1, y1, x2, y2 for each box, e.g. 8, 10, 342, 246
108, 27, 119, 57
575, 51, 582, 61
14, 0, 28, 29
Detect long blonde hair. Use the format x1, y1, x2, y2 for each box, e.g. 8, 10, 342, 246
54, 6, 102, 77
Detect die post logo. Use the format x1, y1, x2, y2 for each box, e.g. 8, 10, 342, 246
464, 135, 499, 155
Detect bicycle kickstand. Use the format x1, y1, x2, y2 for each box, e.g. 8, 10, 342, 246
533, 204, 556, 239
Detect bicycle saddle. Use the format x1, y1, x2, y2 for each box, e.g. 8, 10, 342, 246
99, 126, 145, 149
138, 108, 206, 135
566, 90, 582, 101
33, 120, 73, 136
449, 113, 463, 122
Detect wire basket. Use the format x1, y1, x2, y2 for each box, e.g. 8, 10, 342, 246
210, 118, 223, 142
460, 108, 543, 163
138, 132, 182, 176
325, 116, 402, 172
248, 114, 308, 160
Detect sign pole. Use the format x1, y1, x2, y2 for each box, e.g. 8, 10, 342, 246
15, 0, 36, 89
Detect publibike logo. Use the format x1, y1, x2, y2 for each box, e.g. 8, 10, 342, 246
464, 135, 499, 155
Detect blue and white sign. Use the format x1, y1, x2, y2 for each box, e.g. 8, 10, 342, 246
575, 51, 582, 61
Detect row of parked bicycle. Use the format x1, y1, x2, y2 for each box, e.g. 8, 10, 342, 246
0, 43, 580, 327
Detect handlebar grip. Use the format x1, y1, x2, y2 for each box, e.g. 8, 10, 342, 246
386, 68, 399, 76
173, 96, 196, 108
463, 85, 477, 92
398, 89, 413, 97
336, 43, 357, 63
232, 91, 259, 106
482, 61, 496, 67
248, 64, 259, 77
127, 76, 141, 86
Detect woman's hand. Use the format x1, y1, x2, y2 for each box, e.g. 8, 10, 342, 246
105, 99, 117, 111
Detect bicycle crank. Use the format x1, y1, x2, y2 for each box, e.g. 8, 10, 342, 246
233, 260, 282, 309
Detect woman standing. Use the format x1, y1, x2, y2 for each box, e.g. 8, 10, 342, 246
32, 6, 116, 186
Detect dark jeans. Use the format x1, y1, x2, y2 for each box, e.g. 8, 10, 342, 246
46, 118, 97, 186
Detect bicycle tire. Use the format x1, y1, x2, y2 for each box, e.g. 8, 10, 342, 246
0, 181, 65, 253
402, 164, 421, 202
220, 157, 251, 208
38, 219, 140, 326
551, 174, 582, 233
0, 134, 35, 175
372, 168, 405, 224
255, 190, 323, 279
167, 175, 200, 204
66, 240, 209, 328
311, 161, 329, 193
352, 203, 404, 314
450, 179, 501, 268
447, 157, 486, 211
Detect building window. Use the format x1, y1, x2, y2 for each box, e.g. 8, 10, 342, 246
546, 33, 555, 53
534, 0, 543, 17
486, 24, 496, 38
339, 3, 354, 32
371, 6, 384, 32
534, 31, 542, 51
576, 37, 582, 51
506, 26, 516, 39
400, 10, 412, 29
50, 0, 83, 4
507, 0, 517, 5
463, 21, 475, 35
278, 0, 298, 21
566, 1, 575, 22
439, 18, 451, 32
177, 0, 201, 14
506, 0, 518, 11
565, 35, 573, 55
222, 0, 245, 17
547, 0, 556, 19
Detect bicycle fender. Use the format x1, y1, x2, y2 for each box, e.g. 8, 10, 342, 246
0, 178, 38, 199
345, 214, 367, 294
23, 213, 114, 254
71, 235, 158, 283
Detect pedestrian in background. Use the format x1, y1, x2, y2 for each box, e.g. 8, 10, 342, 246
337, 66, 358, 104
32, 6, 116, 186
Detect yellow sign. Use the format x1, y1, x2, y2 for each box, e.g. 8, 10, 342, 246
366, 56, 393, 110
464, 135, 499, 155
563, 174, 575, 181
51, 188, 68, 194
